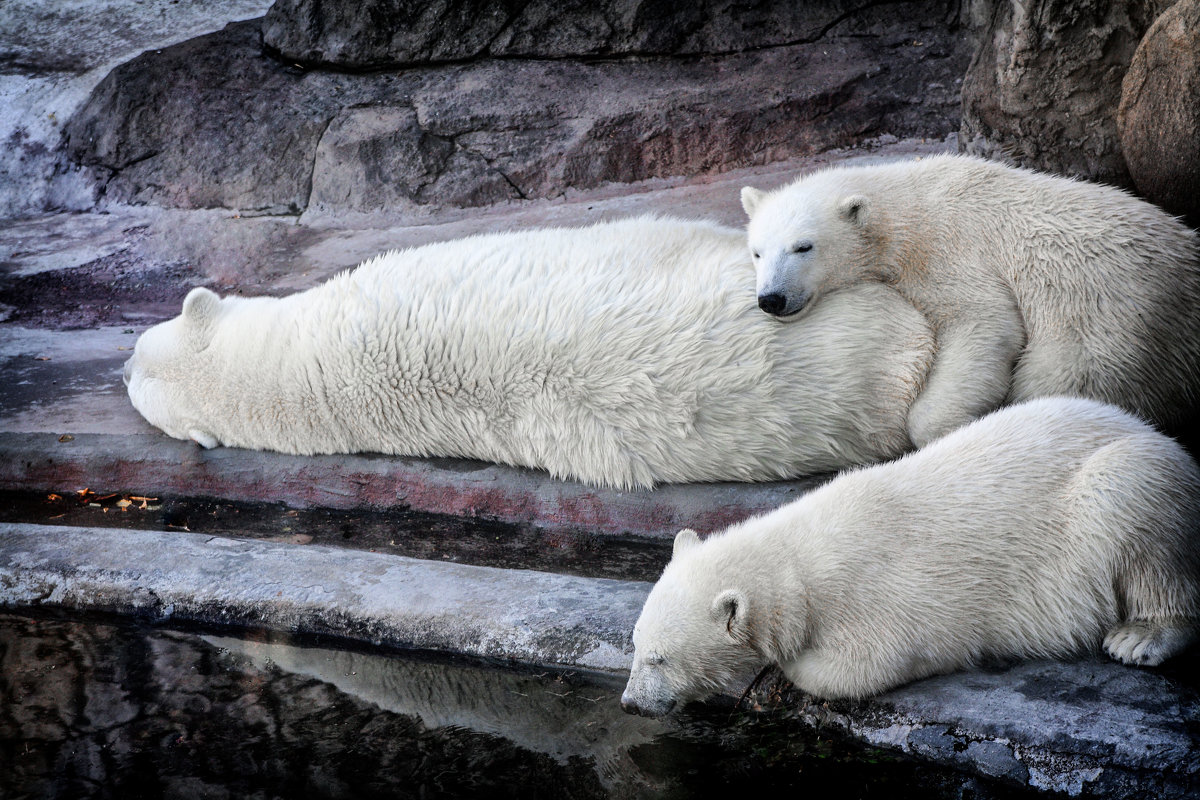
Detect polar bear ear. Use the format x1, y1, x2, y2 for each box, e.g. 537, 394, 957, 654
672, 528, 701, 559
710, 589, 750, 640
181, 287, 222, 327
837, 194, 870, 227
740, 187, 765, 217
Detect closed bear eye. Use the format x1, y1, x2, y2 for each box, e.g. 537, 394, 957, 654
791, 241, 813, 253
646, 655, 666, 667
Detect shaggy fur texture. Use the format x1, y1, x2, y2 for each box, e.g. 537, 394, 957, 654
125, 216, 936, 489
742, 155, 1200, 447
621, 397, 1200, 713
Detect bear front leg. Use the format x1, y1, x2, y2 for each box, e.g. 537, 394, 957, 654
906, 300, 1025, 448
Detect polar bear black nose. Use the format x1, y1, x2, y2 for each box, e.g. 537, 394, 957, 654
758, 293, 787, 315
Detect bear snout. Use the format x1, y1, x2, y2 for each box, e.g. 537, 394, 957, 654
758, 291, 810, 318
620, 692, 675, 717
758, 293, 788, 315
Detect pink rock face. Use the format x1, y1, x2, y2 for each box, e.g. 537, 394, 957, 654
1119, 0, 1200, 228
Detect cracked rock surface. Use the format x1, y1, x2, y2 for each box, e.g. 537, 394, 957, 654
261, 0, 962, 67
0, 0, 274, 219
64, 5, 970, 218
959, 0, 1174, 186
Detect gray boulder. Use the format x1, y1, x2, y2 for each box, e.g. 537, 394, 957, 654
959, 0, 1175, 185
1118, 0, 1200, 227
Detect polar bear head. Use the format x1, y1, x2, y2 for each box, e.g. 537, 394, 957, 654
123, 287, 225, 448
621, 529, 768, 718
741, 177, 878, 320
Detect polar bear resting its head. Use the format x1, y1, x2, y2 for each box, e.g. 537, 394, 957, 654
622, 397, 1200, 715
125, 216, 935, 489
740, 155, 1200, 447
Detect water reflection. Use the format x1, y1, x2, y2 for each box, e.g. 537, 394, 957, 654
203, 634, 660, 792
0, 613, 1036, 799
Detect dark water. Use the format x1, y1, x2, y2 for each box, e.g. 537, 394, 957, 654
0, 613, 1049, 800
0, 490, 670, 582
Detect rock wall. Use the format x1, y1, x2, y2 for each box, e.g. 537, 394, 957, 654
62, 1, 972, 219
959, 0, 1177, 186
8, 0, 1197, 222
1118, 0, 1200, 226
0, 0, 274, 220
261, 0, 956, 67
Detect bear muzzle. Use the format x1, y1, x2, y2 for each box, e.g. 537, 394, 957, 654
619, 692, 676, 718
757, 290, 811, 318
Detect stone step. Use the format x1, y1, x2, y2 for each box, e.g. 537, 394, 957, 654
2, 520, 1196, 799
0, 488, 670, 582
0, 522, 648, 673
0, 432, 821, 544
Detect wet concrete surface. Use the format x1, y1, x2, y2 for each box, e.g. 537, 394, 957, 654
2, 523, 1197, 799
0, 489, 671, 582
0, 431, 827, 541
0, 611, 1047, 800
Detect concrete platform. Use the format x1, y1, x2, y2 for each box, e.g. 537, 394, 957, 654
2, 522, 1196, 799
2, 141, 1198, 798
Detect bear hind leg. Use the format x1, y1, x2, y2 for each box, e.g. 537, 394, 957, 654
1067, 434, 1200, 667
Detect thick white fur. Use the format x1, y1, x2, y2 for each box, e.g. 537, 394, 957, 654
622, 397, 1200, 714
742, 155, 1200, 447
125, 216, 936, 489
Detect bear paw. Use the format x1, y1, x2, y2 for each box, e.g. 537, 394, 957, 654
1103, 619, 1194, 667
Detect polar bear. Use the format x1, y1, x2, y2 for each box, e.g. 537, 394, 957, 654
125, 216, 935, 490
621, 396, 1200, 714
740, 155, 1200, 447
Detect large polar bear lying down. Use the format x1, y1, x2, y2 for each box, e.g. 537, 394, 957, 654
741, 155, 1200, 447
124, 217, 935, 489
621, 397, 1200, 714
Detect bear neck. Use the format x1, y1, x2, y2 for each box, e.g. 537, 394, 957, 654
836, 165, 944, 286
702, 518, 816, 663
206, 291, 352, 451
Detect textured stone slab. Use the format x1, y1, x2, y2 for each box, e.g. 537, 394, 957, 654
0, 523, 649, 671
0, 432, 820, 540
788, 657, 1200, 798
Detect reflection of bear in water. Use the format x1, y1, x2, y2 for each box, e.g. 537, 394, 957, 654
623, 398, 1200, 715
207, 635, 659, 793
743, 155, 1200, 447
125, 217, 935, 488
